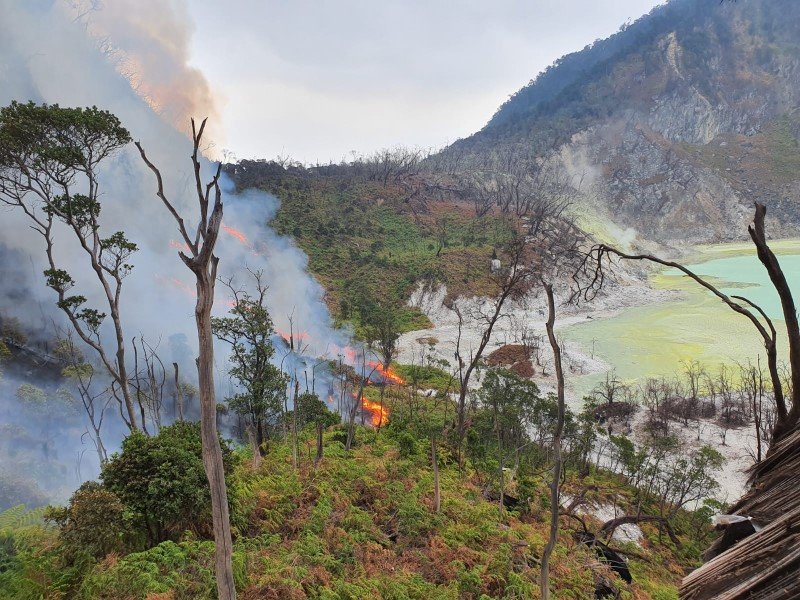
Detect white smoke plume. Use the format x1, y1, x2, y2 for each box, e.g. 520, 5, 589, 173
68, 0, 224, 151
0, 0, 355, 504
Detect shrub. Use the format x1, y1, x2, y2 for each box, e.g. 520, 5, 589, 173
101, 421, 235, 545
45, 482, 131, 561
77, 540, 235, 600
397, 431, 418, 458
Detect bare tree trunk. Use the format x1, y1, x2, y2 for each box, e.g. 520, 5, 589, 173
292, 377, 299, 469
540, 282, 565, 600
197, 268, 237, 600
174, 362, 185, 421
137, 119, 236, 600
431, 435, 441, 513
346, 384, 362, 452
93, 424, 107, 463
749, 203, 800, 441
245, 425, 261, 470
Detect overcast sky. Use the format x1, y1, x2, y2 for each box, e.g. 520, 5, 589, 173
188, 0, 664, 163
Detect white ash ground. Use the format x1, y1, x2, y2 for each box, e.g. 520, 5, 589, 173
397, 279, 753, 503
397, 278, 679, 409
632, 411, 756, 503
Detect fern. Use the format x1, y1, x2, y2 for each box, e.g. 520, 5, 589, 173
0, 505, 47, 530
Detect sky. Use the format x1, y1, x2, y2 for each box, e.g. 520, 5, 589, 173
188, 0, 665, 164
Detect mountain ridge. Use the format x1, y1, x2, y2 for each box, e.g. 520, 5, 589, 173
448, 0, 800, 244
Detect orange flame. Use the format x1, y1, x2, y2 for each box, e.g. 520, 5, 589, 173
222, 223, 248, 244
352, 391, 389, 427
331, 345, 358, 362
369, 361, 406, 385
221, 223, 266, 257
157, 275, 235, 308
362, 396, 389, 427
169, 239, 191, 253
156, 275, 196, 299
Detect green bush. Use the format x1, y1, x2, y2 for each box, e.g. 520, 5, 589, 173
397, 431, 419, 458
45, 482, 131, 561
101, 421, 235, 545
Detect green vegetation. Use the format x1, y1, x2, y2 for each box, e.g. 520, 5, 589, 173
227, 161, 515, 334
213, 278, 290, 454
100, 422, 235, 547
394, 363, 455, 394
0, 370, 722, 599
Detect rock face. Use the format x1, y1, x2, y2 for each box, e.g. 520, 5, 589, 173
450, 0, 800, 244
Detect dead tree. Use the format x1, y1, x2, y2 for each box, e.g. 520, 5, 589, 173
452, 238, 533, 456
173, 362, 185, 421
136, 120, 236, 600
55, 333, 112, 463
132, 336, 167, 434
576, 203, 798, 446
540, 282, 566, 600
532, 215, 585, 600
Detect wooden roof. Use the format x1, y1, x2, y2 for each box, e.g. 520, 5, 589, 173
681, 425, 800, 599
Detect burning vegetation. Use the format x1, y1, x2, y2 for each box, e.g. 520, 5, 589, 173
369, 361, 406, 386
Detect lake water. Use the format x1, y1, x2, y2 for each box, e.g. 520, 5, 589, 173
677, 253, 800, 320
563, 246, 800, 399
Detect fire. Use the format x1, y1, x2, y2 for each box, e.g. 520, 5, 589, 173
222, 223, 248, 244
369, 361, 406, 385
331, 345, 358, 363
221, 223, 266, 257
156, 275, 235, 308
156, 275, 196, 299
169, 239, 190, 253
353, 392, 389, 427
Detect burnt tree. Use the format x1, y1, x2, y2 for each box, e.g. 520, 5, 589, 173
136, 120, 236, 600
577, 203, 798, 446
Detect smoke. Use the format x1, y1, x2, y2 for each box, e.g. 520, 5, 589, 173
0, 0, 354, 506
67, 0, 224, 153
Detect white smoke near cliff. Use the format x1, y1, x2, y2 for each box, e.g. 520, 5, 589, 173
0, 0, 352, 505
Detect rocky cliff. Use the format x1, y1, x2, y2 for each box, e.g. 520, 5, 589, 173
450, 0, 800, 244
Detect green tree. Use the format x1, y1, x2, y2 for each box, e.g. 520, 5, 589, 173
212, 272, 288, 455
472, 369, 543, 508
0, 101, 139, 430
100, 422, 234, 546
356, 293, 401, 370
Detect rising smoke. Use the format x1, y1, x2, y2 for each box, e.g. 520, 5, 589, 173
0, 0, 355, 506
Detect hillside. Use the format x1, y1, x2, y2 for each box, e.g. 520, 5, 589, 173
449, 0, 800, 244
224, 159, 517, 330
1, 386, 715, 599
2, 2, 797, 598
225, 0, 800, 325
